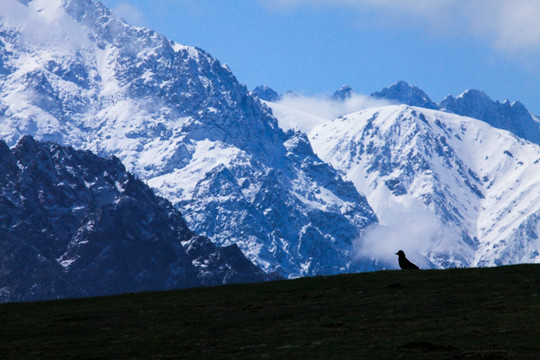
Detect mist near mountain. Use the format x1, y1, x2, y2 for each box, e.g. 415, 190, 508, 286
265, 89, 392, 133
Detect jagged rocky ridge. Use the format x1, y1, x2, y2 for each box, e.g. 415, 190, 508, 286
331, 86, 354, 101
0, 136, 269, 302
252, 85, 281, 102
371, 81, 438, 110
439, 90, 540, 145
373, 81, 540, 145
0, 0, 378, 278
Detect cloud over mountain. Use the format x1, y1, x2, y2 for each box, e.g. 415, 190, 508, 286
266, 90, 391, 133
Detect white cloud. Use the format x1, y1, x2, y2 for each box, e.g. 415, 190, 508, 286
263, 0, 540, 53
353, 199, 458, 269
0, 0, 92, 51
268, 91, 391, 133
111, 3, 146, 26
465, 0, 540, 52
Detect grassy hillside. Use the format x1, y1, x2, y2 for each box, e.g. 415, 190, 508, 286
1, 264, 539, 359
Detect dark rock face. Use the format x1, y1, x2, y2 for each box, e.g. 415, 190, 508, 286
0, 136, 268, 303
331, 85, 354, 101
252, 85, 281, 102
371, 81, 438, 110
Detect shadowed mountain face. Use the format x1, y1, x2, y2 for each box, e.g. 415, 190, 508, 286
371, 81, 438, 110
0, 136, 269, 303
252, 85, 282, 102
332, 85, 354, 101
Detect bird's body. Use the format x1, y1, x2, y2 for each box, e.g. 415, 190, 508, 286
396, 250, 419, 270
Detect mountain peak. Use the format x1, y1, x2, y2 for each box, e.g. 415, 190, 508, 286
252, 85, 281, 102
14, 134, 38, 150
0, 0, 379, 280
331, 85, 354, 101
62, 0, 112, 26
393, 80, 415, 89
457, 89, 492, 103
371, 81, 438, 109
439, 90, 493, 113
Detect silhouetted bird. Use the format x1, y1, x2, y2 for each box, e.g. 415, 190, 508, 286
395, 250, 419, 270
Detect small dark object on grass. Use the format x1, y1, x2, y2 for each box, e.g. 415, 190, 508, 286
396, 250, 420, 270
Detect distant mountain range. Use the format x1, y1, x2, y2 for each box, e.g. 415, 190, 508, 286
2, 0, 540, 302
0, 0, 377, 283
373, 81, 540, 145
259, 81, 540, 145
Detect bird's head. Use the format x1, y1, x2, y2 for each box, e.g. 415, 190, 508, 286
395, 250, 405, 257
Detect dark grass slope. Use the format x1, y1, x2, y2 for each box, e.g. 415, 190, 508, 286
1, 264, 540, 359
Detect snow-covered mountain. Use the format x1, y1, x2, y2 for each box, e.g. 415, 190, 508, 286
5, 0, 537, 277
309, 105, 540, 268
262, 82, 540, 269
0, 136, 269, 302
0, 0, 377, 278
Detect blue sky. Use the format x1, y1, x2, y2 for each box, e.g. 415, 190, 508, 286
100, 0, 540, 114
